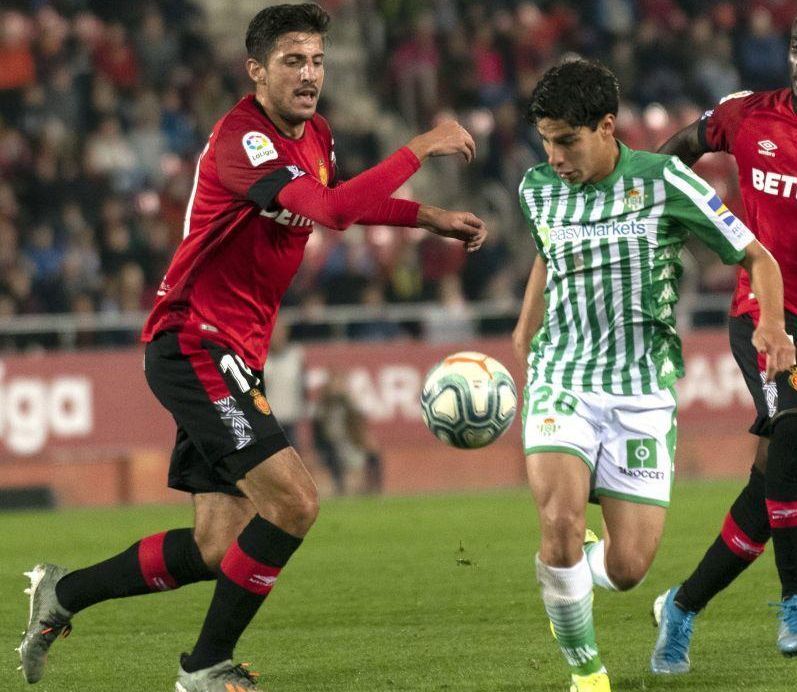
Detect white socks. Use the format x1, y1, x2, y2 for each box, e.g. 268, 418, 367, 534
584, 539, 619, 591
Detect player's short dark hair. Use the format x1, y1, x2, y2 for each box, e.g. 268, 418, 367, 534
246, 3, 330, 62
527, 59, 619, 130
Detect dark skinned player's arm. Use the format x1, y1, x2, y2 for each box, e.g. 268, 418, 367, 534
657, 119, 711, 166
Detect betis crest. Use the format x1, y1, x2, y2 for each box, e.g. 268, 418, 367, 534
537, 416, 560, 437
623, 187, 645, 212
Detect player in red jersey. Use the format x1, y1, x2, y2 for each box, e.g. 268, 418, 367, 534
651, 17, 797, 674
17, 5, 487, 690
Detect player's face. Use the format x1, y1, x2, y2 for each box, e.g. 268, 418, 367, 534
256, 32, 325, 131
537, 115, 617, 185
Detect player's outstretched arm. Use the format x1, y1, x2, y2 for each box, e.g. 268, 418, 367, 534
274, 120, 477, 232
657, 119, 708, 167
416, 205, 487, 253
740, 240, 796, 380
512, 254, 547, 369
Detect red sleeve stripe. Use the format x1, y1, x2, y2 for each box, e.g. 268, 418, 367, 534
767, 500, 797, 529
221, 540, 282, 596
177, 332, 231, 402
721, 513, 766, 561
138, 532, 179, 591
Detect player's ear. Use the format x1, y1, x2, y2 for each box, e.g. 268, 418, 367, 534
246, 58, 267, 84
598, 113, 616, 138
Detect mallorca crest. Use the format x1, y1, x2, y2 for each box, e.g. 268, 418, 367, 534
249, 388, 272, 415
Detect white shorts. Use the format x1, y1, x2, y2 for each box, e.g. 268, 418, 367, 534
522, 383, 677, 507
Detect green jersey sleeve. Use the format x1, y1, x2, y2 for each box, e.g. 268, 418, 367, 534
661, 156, 754, 264
518, 175, 547, 258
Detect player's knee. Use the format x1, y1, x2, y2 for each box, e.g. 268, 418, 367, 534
289, 482, 320, 533
193, 528, 233, 571
767, 412, 797, 485
605, 553, 649, 591
265, 478, 319, 537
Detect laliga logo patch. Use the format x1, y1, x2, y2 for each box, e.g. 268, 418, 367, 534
249, 388, 272, 415
789, 366, 797, 392
318, 159, 328, 186
243, 131, 278, 166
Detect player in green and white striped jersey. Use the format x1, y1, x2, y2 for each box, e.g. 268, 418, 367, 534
511, 60, 796, 692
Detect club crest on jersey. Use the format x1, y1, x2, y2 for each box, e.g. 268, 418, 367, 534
623, 187, 645, 212
537, 417, 559, 437
757, 140, 777, 157
318, 159, 328, 186
249, 388, 271, 415
242, 131, 278, 166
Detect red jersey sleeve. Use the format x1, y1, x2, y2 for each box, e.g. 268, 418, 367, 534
274, 147, 420, 230
214, 115, 307, 204
700, 90, 755, 153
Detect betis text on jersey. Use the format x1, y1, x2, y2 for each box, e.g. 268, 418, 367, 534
518, 143, 754, 395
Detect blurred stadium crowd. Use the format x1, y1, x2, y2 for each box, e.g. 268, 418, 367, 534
0, 0, 794, 348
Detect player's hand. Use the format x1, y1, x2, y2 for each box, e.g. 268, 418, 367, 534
752, 322, 796, 382
417, 206, 487, 252
407, 120, 476, 163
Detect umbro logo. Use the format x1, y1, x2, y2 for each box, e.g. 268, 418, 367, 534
731, 536, 760, 556
250, 574, 277, 587
771, 508, 797, 520
757, 140, 777, 157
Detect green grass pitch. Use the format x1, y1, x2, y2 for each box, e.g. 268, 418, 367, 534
0, 480, 794, 691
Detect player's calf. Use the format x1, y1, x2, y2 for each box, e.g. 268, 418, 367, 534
536, 554, 607, 687
766, 413, 797, 603
181, 515, 303, 674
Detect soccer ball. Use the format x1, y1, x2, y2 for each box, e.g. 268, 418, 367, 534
420, 351, 517, 449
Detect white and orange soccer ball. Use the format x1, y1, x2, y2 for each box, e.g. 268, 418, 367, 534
420, 351, 517, 449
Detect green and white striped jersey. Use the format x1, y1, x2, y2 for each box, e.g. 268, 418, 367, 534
518, 142, 754, 395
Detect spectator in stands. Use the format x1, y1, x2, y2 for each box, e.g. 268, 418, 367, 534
313, 369, 383, 495
263, 319, 306, 448
347, 280, 405, 341
738, 6, 789, 90
1, 0, 794, 348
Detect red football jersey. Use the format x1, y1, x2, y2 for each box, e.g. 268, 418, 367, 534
142, 95, 335, 368
701, 88, 797, 317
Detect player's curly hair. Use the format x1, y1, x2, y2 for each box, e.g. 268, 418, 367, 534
526, 59, 619, 130
246, 3, 330, 62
